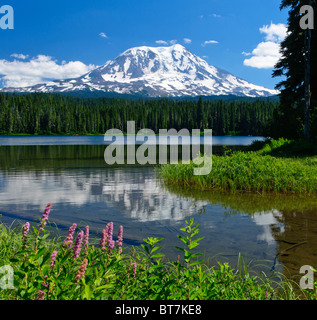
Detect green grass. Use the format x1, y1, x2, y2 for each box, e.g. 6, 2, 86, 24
0, 206, 312, 300
159, 139, 317, 194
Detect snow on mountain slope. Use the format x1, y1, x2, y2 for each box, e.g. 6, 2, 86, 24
0, 44, 278, 97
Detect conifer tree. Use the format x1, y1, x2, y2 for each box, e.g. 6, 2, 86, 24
273, 0, 316, 140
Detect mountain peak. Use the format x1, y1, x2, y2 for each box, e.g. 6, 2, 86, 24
0, 45, 279, 98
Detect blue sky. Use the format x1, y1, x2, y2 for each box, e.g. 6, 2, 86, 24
0, 0, 289, 90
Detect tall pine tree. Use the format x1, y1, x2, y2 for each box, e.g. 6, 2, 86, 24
272, 0, 316, 140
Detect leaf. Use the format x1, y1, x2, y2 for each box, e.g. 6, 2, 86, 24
42, 252, 52, 265
177, 235, 189, 245
143, 237, 164, 246
175, 246, 186, 253
141, 244, 149, 255
150, 246, 161, 254
151, 253, 165, 259
27, 286, 37, 294
14, 271, 25, 280
37, 255, 43, 266
189, 260, 204, 267
39, 233, 50, 241
95, 284, 112, 292
190, 228, 200, 238
36, 247, 46, 258
84, 283, 93, 300
19, 290, 26, 298
188, 242, 200, 250
60, 252, 71, 264
149, 264, 164, 271
193, 236, 205, 243
32, 226, 39, 234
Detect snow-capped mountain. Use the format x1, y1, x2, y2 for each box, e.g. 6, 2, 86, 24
1, 44, 278, 97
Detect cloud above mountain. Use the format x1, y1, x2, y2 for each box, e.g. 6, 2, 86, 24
202, 40, 219, 47
99, 32, 108, 38
0, 55, 96, 88
155, 40, 178, 45
243, 22, 288, 69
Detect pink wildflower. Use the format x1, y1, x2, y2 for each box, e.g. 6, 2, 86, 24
84, 226, 89, 254
72, 231, 84, 259
22, 222, 30, 249
64, 223, 77, 247
108, 239, 115, 254
42, 276, 48, 288
107, 222, 113, 244
50, 250, 58, 269
37, 290, 45, 300
100, 228, 107, 251
75, 258, 88, 283
39, 202, 52, 230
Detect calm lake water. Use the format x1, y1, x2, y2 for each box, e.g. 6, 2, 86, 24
0, 135, 316, 282
0, 134, 264, 146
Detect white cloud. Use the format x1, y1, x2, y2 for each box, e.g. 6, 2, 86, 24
156, 40, 168, 45
99, 32, 108, 38
10, 53, 29, 60
211, 14, 221, 18
202, 40, 219, 46
243, 41, 281, 69
260, 23, 288, 42
183, 38, 192, 44
243, 22, 288, 69
252, 41, 281, 57
0, 55, 96, 88
155, 40, 178, 46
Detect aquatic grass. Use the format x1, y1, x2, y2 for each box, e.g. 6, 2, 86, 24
0, 203, 315, 300
159, 150, 317, 194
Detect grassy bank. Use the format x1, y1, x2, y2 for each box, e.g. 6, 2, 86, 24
159, 139, 317, 194
0, 204, 311, 300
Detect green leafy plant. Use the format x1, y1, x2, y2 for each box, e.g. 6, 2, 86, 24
1, 203, 314, 300
175, 218, 204, 268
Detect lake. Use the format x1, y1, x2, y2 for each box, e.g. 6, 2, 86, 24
0, 135, 316, 282
0, 134, 264, 146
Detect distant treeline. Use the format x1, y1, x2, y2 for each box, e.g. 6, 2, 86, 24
0, 93, 279, 136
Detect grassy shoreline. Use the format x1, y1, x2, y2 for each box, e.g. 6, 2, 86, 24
159, 139, 317, 194
0, 205, 312, 300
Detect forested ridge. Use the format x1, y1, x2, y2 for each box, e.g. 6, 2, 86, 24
0, 93, 278, 136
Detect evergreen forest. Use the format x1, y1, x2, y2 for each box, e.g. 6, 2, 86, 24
0, 93, 278, 137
